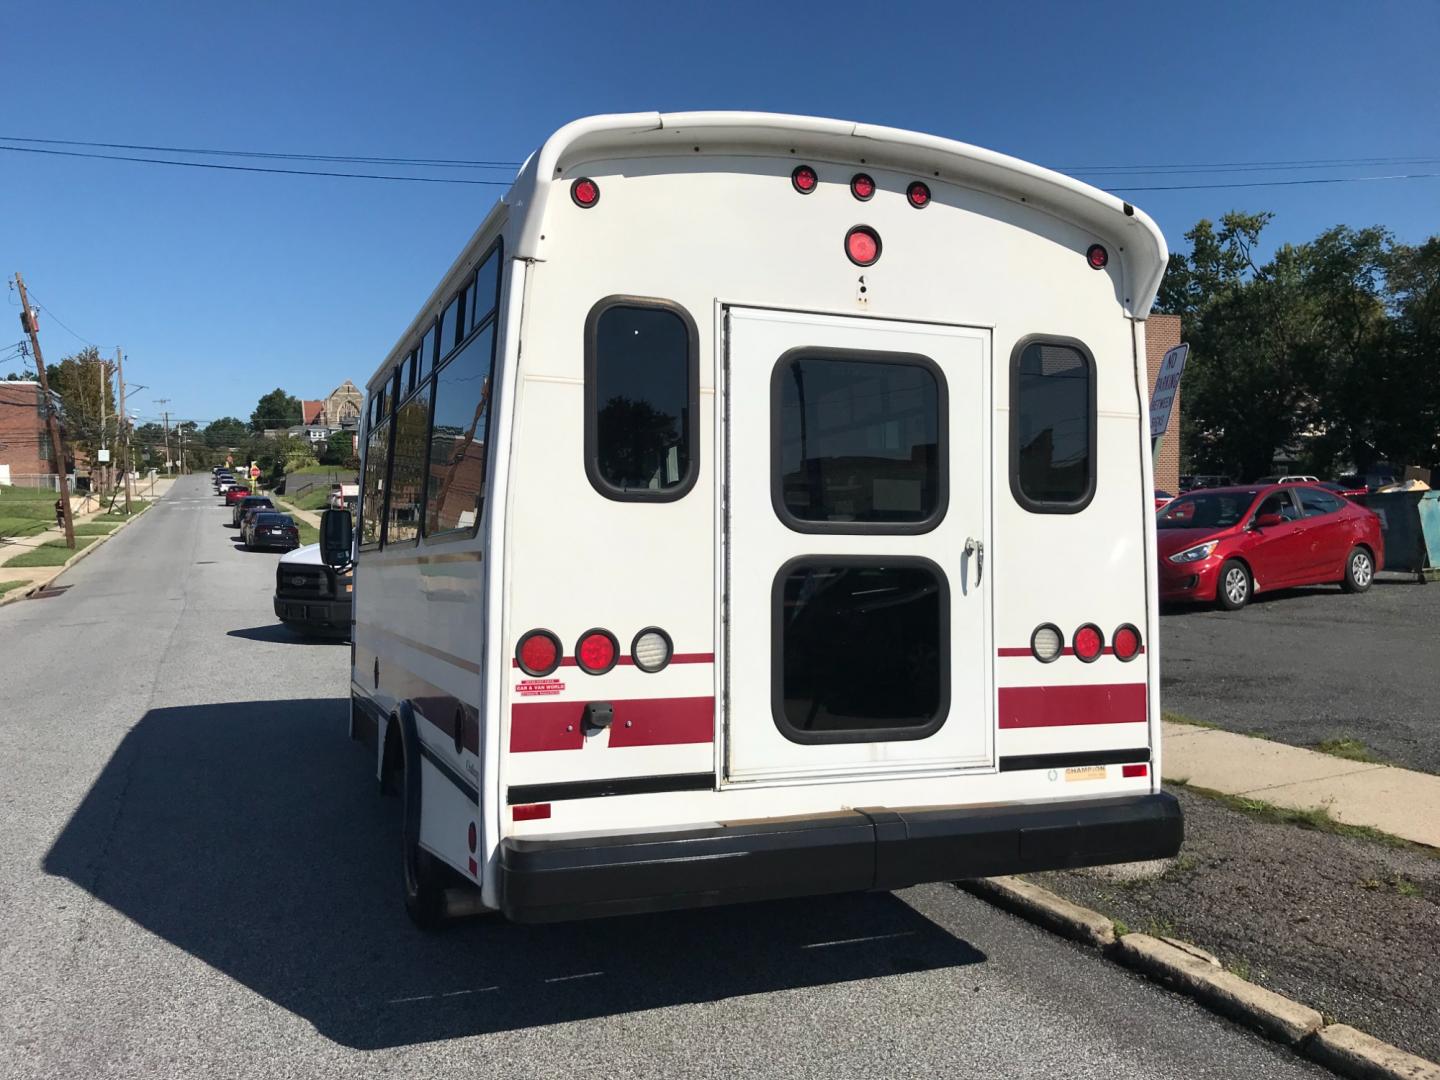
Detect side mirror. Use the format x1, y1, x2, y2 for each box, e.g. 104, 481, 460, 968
320, 507, 354, 570
1252, 512, 1285, 530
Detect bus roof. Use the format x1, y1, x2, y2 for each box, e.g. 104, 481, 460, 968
508, 111, 1169, 318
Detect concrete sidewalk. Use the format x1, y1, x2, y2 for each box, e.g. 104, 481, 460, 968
1164, 720, 1440, 848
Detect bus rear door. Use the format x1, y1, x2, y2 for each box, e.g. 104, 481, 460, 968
724, 307, 994, 783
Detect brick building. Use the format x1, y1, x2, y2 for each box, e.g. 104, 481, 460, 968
0, 381, 65, 486
1145, 314, 1183, 493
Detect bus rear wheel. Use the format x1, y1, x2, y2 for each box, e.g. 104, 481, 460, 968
400, 724, 447, 930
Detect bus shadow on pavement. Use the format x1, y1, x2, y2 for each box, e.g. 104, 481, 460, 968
43, 698, 984, 1050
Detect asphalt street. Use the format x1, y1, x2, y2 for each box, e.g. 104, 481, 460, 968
0, 475, 1334, 1080
1159, 578, 1438, 772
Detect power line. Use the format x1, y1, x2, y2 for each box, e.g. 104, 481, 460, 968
0, 144, 512, 185
0, 134, 521, 169
1062, 153, 1440, 175
1103, 172, 1440, 193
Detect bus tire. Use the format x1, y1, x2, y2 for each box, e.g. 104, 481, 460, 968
1341, 546, 1374, 593
398, 711, 447, 930
1217, 559, 1251, 611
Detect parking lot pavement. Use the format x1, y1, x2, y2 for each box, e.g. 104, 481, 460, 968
1159, 578, 1438, 773
0, 475, 1335, 1079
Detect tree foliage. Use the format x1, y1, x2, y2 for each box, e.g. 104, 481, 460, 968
46, 346, 118, 461
319, 429, 354, 465
203, 416, 249, 448
250, 388, 301, 432
1157, 214, 1439, 480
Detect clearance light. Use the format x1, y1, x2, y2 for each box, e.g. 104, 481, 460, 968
1113, 624, 1142, 661
850, 173, 876, 201
571, 177, 600, 208
576, 628, 619, 675
467, 822, 477, 852
1087, 244, 1109, 269
845, 225, 882, 267
1122, 764, 1149, 779
1030, 623, 1063, 663
1073, 624, 1104, 663
791, 165, 818, 194
631, 627, 673, 673
513, 804, 551, 821
906, 181, 931, 208
516, 629, 562, 677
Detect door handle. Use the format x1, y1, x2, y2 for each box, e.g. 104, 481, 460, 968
964, 537, 984, 587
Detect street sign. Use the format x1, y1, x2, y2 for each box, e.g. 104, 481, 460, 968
1149, 343, 1189, 439
250, 465, 261, 480
97, 449, 111, 463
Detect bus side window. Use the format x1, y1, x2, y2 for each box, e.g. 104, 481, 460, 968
425, 323, 496, 536
584, 297, 699, 502
361, 417, 392, 547
1009, 337, 1096, 513
387, 381, 432, 544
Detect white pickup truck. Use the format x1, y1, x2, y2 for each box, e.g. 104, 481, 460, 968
273, 543, 352, 638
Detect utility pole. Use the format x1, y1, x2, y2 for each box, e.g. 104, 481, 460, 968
156, 399, 172, 476
116, 348, 132, 514
13, 273, 76, 548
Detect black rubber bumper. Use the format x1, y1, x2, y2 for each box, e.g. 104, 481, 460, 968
499, 792, 1182, 922
273, 596, 350, 632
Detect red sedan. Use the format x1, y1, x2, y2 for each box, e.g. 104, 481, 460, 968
223, 485, 252, 506
1157, 483, 1384, 610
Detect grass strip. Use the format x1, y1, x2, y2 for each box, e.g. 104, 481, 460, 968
1162, 711, 1219, 730
1314, 737, 1382, 764
2, 537, 97, 567
0, 579, 29, 596
1168, 779, 1432, 855
72, 522, 119, 536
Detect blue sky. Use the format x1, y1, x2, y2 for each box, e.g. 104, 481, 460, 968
5, 0, 1437, 427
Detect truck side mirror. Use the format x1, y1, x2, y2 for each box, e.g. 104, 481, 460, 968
320, 508, 354, 570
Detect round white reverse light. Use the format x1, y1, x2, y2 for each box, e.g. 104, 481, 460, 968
632, 629, 673, 673
1031, 624, 1063, 663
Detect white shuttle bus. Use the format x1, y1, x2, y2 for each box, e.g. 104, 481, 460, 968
324, 111, 1182, 926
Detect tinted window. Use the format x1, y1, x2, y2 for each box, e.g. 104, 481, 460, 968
405, 351, 418, 396
775, 560, 947, 742
442, 294, 462, 357
471, 248, 499, 330
1255, 490, 1300, 522
387, 383, 431, 544
254, 513, 292, 526
1012, 340, 1093, 510
775, 352, 943, 530
361, 420, 390, 546
426, 323, 495, 536
419, 323, 438, 381
1298, 486, 1344, 517
587, 302, 695, 499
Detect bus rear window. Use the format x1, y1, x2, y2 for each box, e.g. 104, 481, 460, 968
1010, 338, 1095, 512
584, 299, 698, 502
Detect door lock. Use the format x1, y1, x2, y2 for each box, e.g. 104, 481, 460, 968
964, 537, 984, 587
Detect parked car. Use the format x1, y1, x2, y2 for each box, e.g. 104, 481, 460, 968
231, 494, 274, 527
238, 504, 274, 539
1318, 480, 1367, 499
1183, 474, 1234, 491
223, 485, 252, 505
1254, 474, 1318, 485
1156, 483, 1383, 611
273, 542, 352, 637
1154, 489, 1174, 510
215, 474, 236, 493
243, 512, 301, 551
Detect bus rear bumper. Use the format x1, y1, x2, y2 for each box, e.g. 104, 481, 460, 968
498, 792, 1182, 923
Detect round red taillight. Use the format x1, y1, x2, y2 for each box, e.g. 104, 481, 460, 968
1073, 624, 1104, 663
850, 173, 875, 201
571, 177, 600, 208
576, 628, 619, 675
791, 165, 818, 194
906, 181, 931, 209
467, 822, 477, 853
845, 225, 882, 267
1113, 624, 1141, 661
1087, 243, 1108, 269
516, 629, 561, 677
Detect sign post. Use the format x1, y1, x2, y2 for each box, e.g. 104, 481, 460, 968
1149, 342, 1190, 465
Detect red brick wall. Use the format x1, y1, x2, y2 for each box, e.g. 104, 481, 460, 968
0, 382, 54, 478
1144, 314, 1183, 494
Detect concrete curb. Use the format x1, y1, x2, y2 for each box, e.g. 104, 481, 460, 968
960, 876, 1439, 1080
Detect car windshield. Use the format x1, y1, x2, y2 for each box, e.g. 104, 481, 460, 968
1157, 490, 1259, 529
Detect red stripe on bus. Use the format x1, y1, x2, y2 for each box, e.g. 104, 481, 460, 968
998, 683, 1147, 728
510, 696, 715, 751
606, 697, 715, 748
509, 702, 587, 752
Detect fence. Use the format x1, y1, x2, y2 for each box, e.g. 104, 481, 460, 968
0, 472, 60, 491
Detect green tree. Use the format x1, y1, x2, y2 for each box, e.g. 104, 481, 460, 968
319, 429, 354, 465
46, 346, 118, 463
203, 416, 249, 448
250, 388, 301, 432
